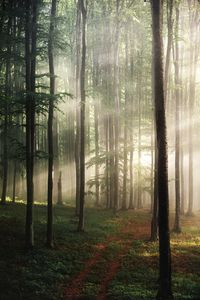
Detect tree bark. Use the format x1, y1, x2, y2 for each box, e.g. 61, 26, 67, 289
57, 171, 62, 205
164, 0, 173, 102
109, 115, 115, 209
151, 136, 158, 241
137, 71, 142, 209
94, 101, 100, 207
129, 53, 134, 210
151, 0, 173, 299
113, 0, 120, 214
187, 1, 200, 216
122, 31, 129, 210
25, 0, 38, 249
173, 6, 181, 233
1, 9, 11, 205
46, 0, 57, 249
78, 0, 86, 232
75, 0, 81, 215
12, 161, 17, 203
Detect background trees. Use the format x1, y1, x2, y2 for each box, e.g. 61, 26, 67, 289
0, 0, 200, 230
0, 0, 200, 299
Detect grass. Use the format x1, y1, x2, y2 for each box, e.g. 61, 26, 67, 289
0, 202, 199, 300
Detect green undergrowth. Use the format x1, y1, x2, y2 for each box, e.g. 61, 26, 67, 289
0, 203, 199, 300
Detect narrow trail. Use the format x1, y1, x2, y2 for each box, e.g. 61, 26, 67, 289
64, 219, 149, 300
96, 222, 149, 300
63, 236, 118, 299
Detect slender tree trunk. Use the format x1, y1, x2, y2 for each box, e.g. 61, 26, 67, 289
75, 0, 81, 215
180, 146, 185, 214
113, 0, 120, 214
173, 7, 181, 233
129, 54, 134, 210
94, 101, 100, 207
180, 36, 186, 215
129, 132, 134, 209
1, 11, 11, 205
122, 32, 129, 210
151, 130, 158, 241
12, 161, 17, 203
151, 1, 173, 299
137, 72, 142, 209
78, 0, 86, 232
150, 118, 154, 213
105, 116, 110, 209
25, 0, 38, 249
187, 2, 199, 216
57, 171, 62, 205
25, 0, 33, 248
1, 103, 8, 205
93, 53, 100, 207
53, 114, 60, 204
109, 115, 115, 209
46, 0, 57, 249
164, 0, 173, 102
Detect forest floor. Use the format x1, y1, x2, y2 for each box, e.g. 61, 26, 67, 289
0, 202, 199, 300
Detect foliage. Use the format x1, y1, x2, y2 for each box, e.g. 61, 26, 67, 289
0, 204, 199, 299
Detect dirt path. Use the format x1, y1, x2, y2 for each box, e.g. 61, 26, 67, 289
64, 219, 149, 300
96, 222, 149, 300
63, 236, 117, 299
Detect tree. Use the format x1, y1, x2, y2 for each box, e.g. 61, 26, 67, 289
164, 0, 173, 101
25, 0, 38, 249
46, 0, 57, 249
173, 5, 181, 233
113, 0, 120, 214
151, 135, 158, 241
122, 31, 129, 210
75, 0, 81, 215
1, 6, 11, 205
187, 0, 200, 216
150, 0, 173, 299
77, 0, 87, 232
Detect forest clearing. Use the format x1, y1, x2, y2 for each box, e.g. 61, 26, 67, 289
0, 203, 200, 300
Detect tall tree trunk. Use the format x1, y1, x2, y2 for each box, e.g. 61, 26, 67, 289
94, 101, 100, 207
180, 29, 185, 215
150, 118, 154, 213
75, 0, 81, 215
1, 93, 8, 205
129, 53, 134, 210
1, 10, 11, 205
151, 131, 158, 241
77, 0, 86, 232
187, 2, 199, 216
173, 6, 181, 233
105, 116, 110, 209
137, 72, 142, 209
93, 51, 100, 207
25, 0, 38, 249
180, 146, 185, 214
151, 1, 173, 299
164, 0, 173, 102
109, 115, 115, 209
52, 112, 60, 204
46, 0, 57, 249
129, 132, 134, 209
113, 0, 120, 214
122, 31, 129, 210
57, 171, 62, 205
